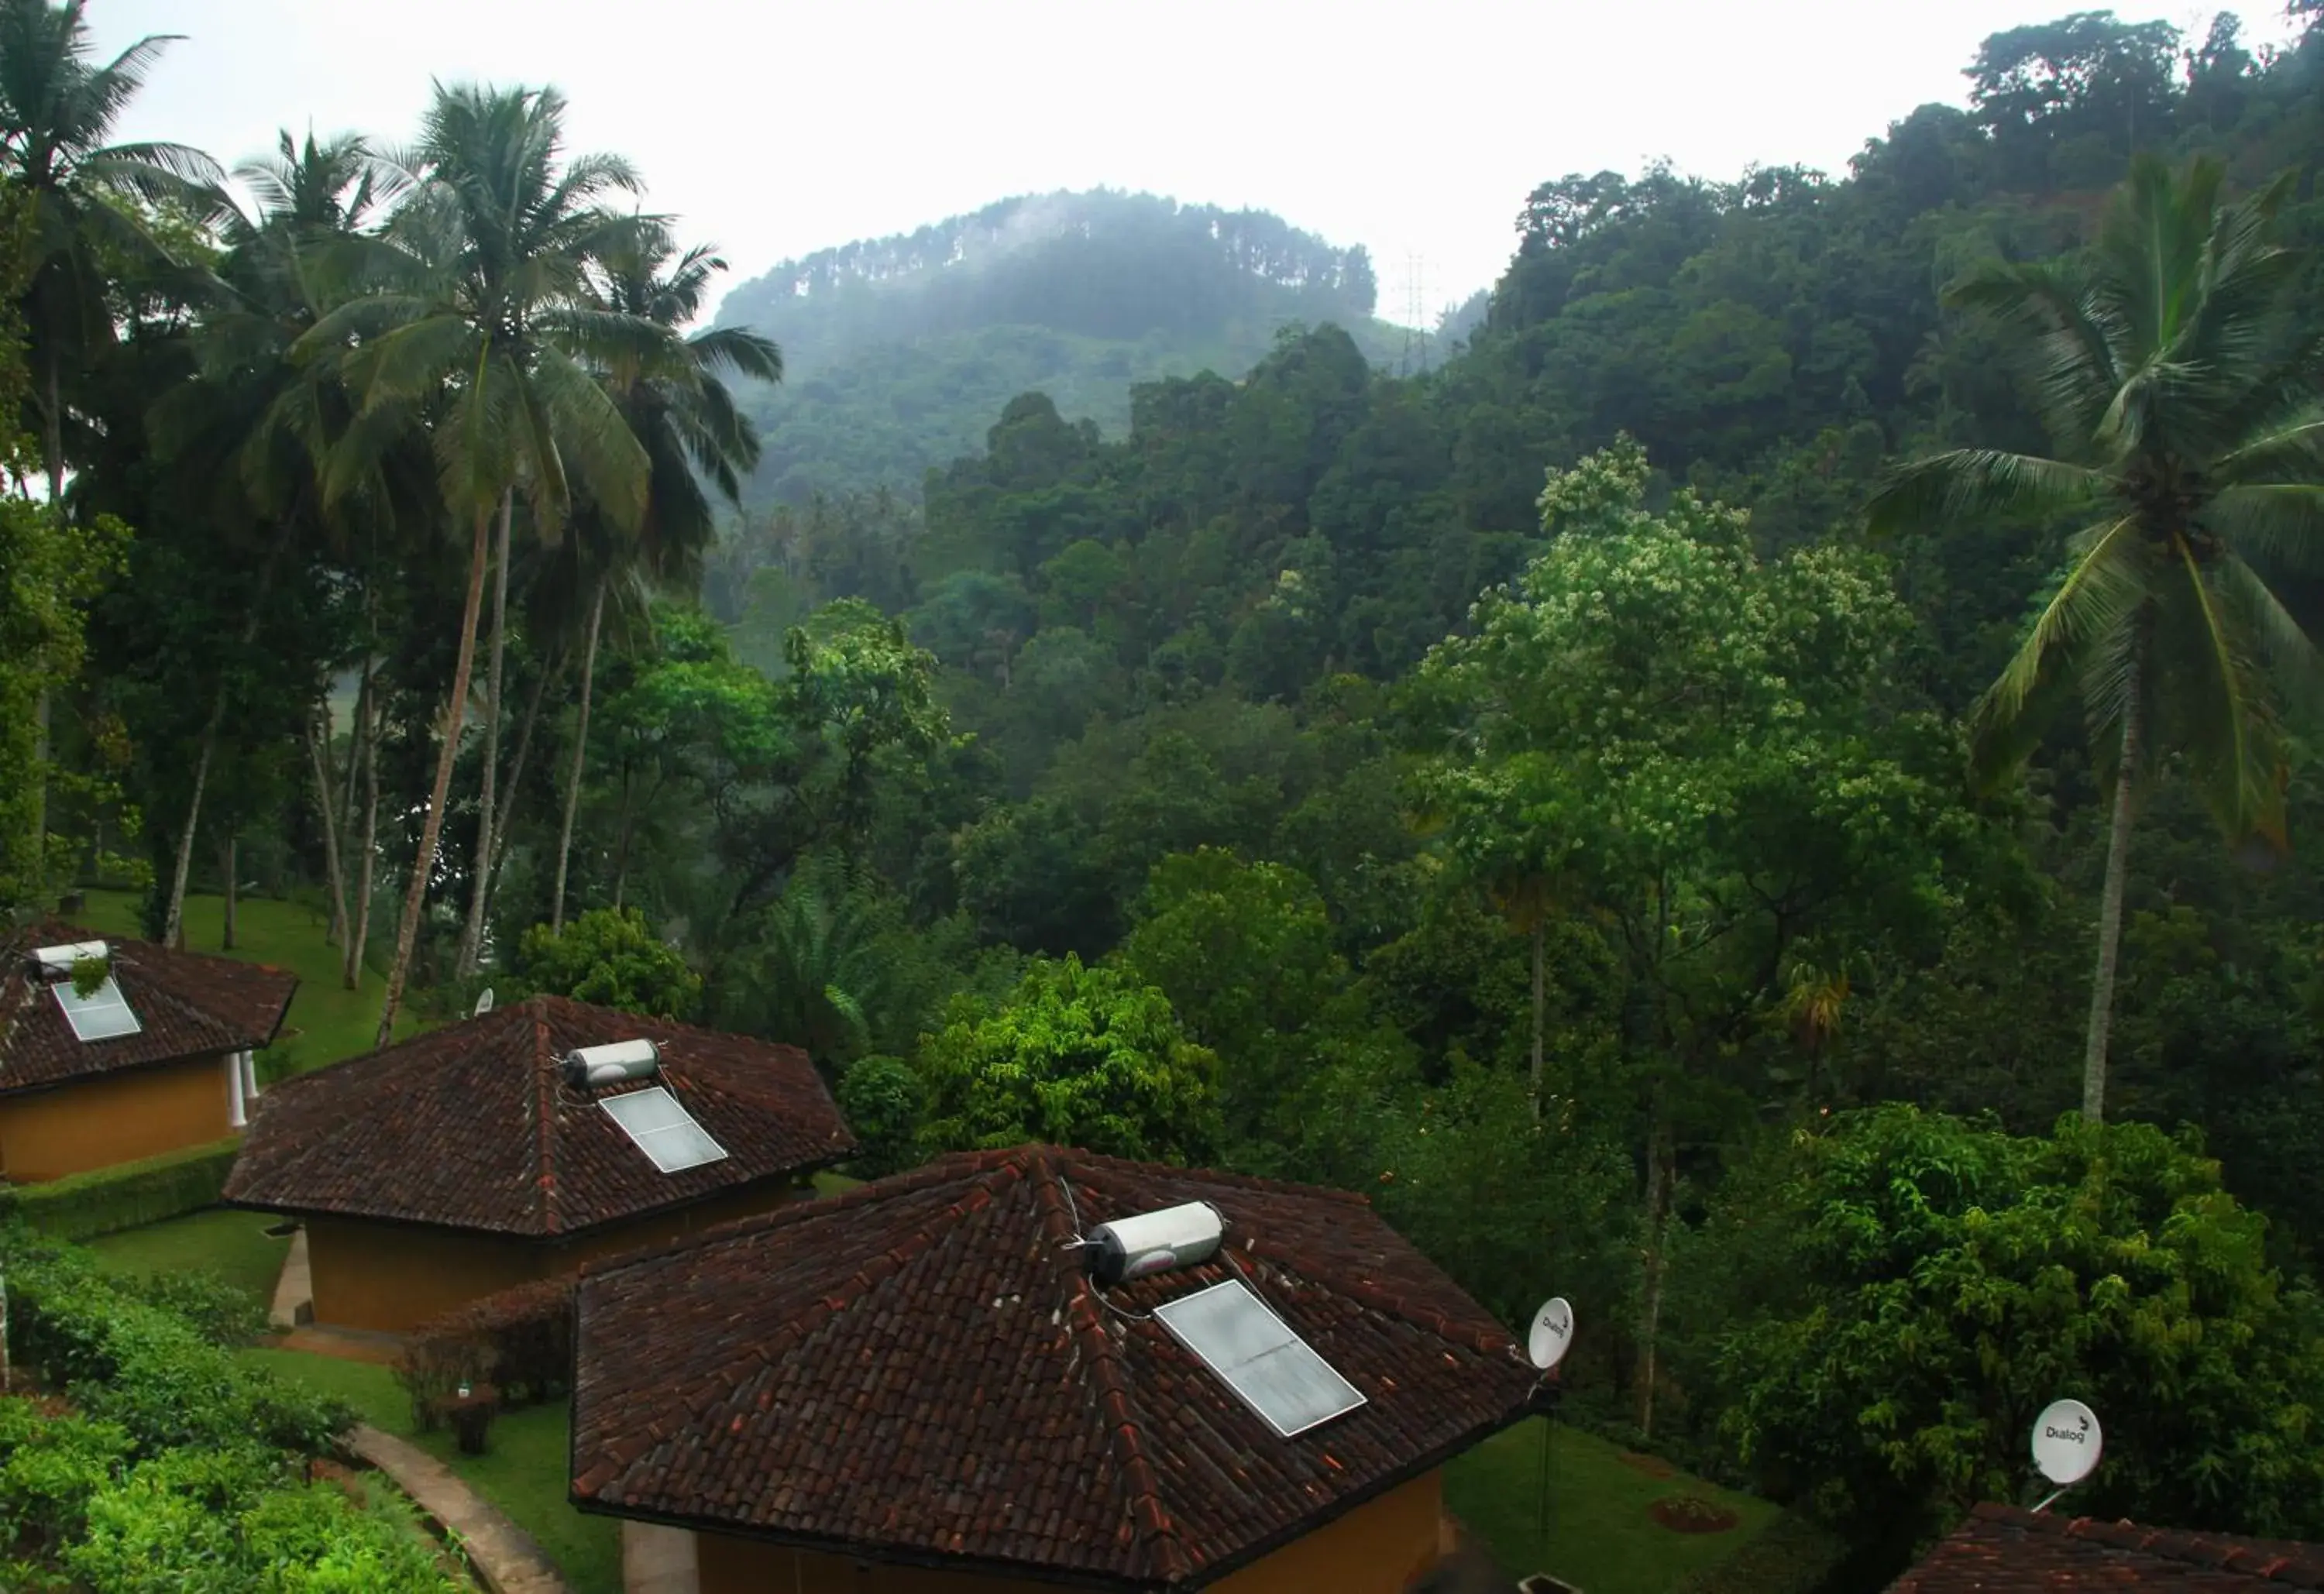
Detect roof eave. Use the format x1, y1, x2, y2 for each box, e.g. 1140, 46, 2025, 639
565, 1493, 1169, 1593
568, 1386, 1547, 1592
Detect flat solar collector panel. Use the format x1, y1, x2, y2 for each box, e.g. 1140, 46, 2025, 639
600, 1084, 729, 1173
52, 976, 142, 1042
1153, 1276, 1367, 1438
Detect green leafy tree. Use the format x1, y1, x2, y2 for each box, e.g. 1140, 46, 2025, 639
1867, 155, 2324, 1121
1117, 847, 1358, 1152
1414, 438, 1983, 1433
916, 953, 1222, 1163
1721, 1105, 2324, 1545
514, 905, 700, 1020
835, 1054, 925, 1179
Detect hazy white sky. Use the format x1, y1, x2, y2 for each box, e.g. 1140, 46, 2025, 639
88, 2, 2298, 326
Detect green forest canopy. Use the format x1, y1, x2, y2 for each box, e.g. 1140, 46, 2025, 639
9, 1, 2324, 1579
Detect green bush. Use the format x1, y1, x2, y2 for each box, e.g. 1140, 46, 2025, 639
397, 1275, 575, 1431
2, 1238, 347, 1458
0, 1400, 134, 1554
0, 1137, 240, 1242
836, 1055, 923, 1178
110, 1267, 268, 1348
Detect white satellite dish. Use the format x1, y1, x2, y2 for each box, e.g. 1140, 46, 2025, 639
1526, 1297, 1575, 1372
2031, 1398, 2102, 1486
473, 988, 495, 1018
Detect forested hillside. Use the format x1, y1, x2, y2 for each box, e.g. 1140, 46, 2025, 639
9, 2, 2324, 1584
709, 189, 1423, 504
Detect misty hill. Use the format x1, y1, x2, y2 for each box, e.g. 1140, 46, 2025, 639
711, 190, 1431, 506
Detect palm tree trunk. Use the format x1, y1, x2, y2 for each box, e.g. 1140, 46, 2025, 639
2082, 669, 2144, 1122
30, 355, 63, 885
456, 489, 515, 978
160, 736, 215, 950
1530, 916, 1546, 1122
160, 518, 299, 946
220, 834, 239, 950
305, 709, 349, 957
552, 578, 606, 935
485, 653, 555, 902
376, 509, 493, 1049
345, 683, 380, 991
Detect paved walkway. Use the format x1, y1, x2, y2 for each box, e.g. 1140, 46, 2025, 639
275, 1323, 405, 1364
350, 1425, 569, 1594
268, 1226, 312, 1330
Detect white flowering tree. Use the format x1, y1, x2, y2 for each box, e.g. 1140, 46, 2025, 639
1411, 438, 1984, 1432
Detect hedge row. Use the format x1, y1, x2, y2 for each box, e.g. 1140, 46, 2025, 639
396, 1275, 576, 1434
0, 1135, 241, 1242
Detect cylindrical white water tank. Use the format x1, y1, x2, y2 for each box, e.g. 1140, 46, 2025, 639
1086, 1200, 1226, 1287
562, 1039, 662, 1089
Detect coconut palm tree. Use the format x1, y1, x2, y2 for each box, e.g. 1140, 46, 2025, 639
146, 129, 411, 948
0, 0, 220, 876
542, 221, 780, 936
1867, 153, 2324, 1121
296, 83, 680, 1047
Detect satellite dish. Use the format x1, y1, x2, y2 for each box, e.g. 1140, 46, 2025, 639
2031, 1398, 2102, 1486
473, 988, 495, 1018
1526, 1297, 1575, 1372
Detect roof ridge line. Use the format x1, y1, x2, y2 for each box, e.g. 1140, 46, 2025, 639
531, 1005, 560, 1235
1037, 1160, 1192, 1585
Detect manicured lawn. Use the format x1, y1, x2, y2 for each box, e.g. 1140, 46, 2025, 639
1444, 1419, 1778, 1594
88, 1207, 290, 1304
245, 1349, 621, 1594
76, 887, 426, 1071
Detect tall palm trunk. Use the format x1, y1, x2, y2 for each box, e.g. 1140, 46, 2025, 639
161, 517, 299, 946
484, 654, 555, 902
2082, 663, 2144, 1122
29, 356, 63, 885
345, 682, 380, 991
220, 834, 239, 950
551, 577, 607, 934
456, 489, 515, 977
305, 709, 349, 957
376, 509, 492, 1049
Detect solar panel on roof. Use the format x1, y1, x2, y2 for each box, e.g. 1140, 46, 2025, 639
51, 975, 142, 1043
600, 1084, 728, 1174
1153, 1276, 1367, 1438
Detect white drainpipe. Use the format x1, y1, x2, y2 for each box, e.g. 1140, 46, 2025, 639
227, 1049, 248, 1129
242, 1049, 260, 1104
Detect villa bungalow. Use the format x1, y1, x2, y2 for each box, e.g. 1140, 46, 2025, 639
0, 921, 296, 1183
222, 994, 855, 1332
569, 1144, 1549, 1594
1891, 1503, 2324, 1592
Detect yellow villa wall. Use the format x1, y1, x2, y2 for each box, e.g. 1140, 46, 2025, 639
306, 1178, 810, 1332
694, 1471, 1446, 1594
0, 1055, 234, 1183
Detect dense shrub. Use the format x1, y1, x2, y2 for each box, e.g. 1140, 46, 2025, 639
0, 1400, 134, 1554
0, 1237, 346, 1458
396, 1275, 576, 1431
836, 1054, 923, 1177
112, 1267, 268, 1347
0, 1139, 240, 1242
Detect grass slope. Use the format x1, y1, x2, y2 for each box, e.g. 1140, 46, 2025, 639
1444, 1420, 1778, 1594
75, 887, 425, 1072
87, 1206, 290, 1301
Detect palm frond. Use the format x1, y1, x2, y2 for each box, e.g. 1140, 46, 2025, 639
1975, 514, 2148, 739
1865, 449, 2108, 538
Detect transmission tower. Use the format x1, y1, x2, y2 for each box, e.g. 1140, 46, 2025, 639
1398, 252, 1432, 376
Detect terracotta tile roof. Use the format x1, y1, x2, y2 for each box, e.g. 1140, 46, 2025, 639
222, 995, 854, 1238
0, 919, 297, 1096
570, 1145, 1544, 1591
1892, 1503, 2324, 1592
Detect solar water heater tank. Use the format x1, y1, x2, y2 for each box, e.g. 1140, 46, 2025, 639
1085, 1199, 1225, 1287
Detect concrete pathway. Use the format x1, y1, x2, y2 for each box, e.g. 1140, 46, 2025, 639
268, 1226, 313, 1330
350, 1424, 569, 1594
275, 1323, 406, 1364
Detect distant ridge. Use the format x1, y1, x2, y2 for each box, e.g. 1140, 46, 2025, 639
710, 189, 1415, 507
